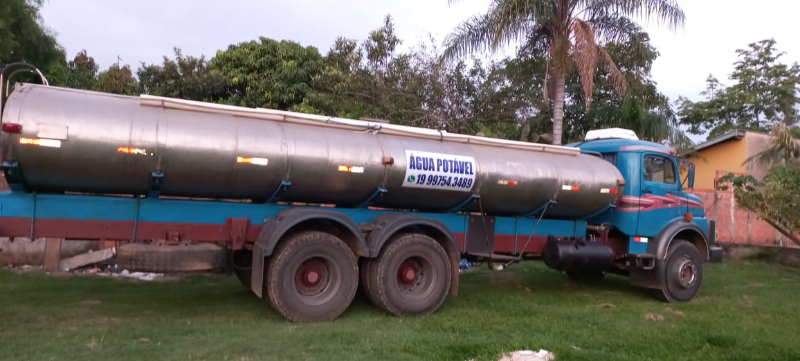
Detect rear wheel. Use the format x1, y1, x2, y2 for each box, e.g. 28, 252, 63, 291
265, 231, 358, 323
654, 240, 703, 302
361, 233, 451, 317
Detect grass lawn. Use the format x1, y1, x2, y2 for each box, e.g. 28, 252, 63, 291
1, 259, 799, 361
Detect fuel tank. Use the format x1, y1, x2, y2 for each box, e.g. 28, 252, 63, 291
0, 84, 624, 218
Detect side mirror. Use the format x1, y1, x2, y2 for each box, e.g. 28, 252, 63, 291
687, 163, 695, 189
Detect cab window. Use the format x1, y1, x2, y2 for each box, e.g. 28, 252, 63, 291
644, 155, 676, 184
601, 153, 617, 165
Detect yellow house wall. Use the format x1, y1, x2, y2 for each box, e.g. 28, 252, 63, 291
685, 139, 747, 190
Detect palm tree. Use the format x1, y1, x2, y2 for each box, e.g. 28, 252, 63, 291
442, 0, 685, 145
746, 122, 800, 167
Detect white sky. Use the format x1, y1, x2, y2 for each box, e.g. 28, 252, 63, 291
38, 0, 800, 141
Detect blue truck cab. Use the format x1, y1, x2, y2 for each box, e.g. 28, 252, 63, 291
567, 128, 723, 301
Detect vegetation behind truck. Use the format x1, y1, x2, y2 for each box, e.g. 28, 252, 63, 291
0, 70, 722, 322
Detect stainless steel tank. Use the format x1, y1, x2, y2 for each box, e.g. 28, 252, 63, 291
0, 84, 624, 218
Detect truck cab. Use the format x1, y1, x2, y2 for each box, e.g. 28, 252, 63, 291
567, 128, 723, 301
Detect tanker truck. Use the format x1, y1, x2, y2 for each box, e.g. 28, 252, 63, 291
0, 70, 722, 323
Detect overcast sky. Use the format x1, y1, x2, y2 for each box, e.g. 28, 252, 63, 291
38, 0, 799, 122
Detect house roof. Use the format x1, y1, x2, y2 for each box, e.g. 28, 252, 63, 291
693, 129, 746, 152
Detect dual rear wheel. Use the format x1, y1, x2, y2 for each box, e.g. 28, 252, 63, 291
260, 231, 452, 323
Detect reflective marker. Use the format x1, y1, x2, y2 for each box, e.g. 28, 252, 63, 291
19, 137, 61, 148
237, 156, 269, 166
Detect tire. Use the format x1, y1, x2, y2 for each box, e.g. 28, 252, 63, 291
362, 233, 451, 317
265, 231, 358, 323
566, 270, 605, 283
231, 249, 253, 289
116, 242, 225, 273
654, 240, 704, 302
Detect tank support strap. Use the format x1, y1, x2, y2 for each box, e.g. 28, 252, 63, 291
359, 187, 387, 208
519, 199, 557, 218
447, 194, 479, 213
267, 181, 292, 203
582, 203, 616, 220
147, 172, 164, 198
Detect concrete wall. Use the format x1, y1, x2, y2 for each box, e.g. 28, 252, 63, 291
0, 238, 99, 266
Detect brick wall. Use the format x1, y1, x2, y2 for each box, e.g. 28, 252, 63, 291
691, 171, 798, 248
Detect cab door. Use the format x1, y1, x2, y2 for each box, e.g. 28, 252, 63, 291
636, 152, 681, 237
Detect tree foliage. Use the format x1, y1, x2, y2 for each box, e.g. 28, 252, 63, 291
210, 38, 324, 110
677, 39, 800, 140
718, 160, 800, 247
63, 50, 98, 90
137, 48, 227, 102
94, 63, 137, 95
295, 16, 535, 138
442, 0, 686, 145
0, 0, 65, 69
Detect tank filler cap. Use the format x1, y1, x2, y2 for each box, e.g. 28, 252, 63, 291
585, 128, 639, 141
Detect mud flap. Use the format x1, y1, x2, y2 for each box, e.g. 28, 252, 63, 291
250, 241, 267, 298
629, 254, 662, 290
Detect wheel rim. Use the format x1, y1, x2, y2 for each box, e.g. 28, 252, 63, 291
293, 257, 338, 305
394, 256, 435, 299
674, 258, 697, 289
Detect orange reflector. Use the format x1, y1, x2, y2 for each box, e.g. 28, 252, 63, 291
237, 156, 269, 166
117, 146, 147, 155
19, 137, 61, 148
683, 212, 693, 221
338, 165, 364, 173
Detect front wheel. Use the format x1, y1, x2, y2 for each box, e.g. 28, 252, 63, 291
654, 240, 703, 302
265, 231, 358, 323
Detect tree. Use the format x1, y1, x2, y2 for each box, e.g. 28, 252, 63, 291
677, 39, 800, 140
559, 29, 690, 149
442, 0, 685, 145
297, 16, 534, 139
718, 159, 800, 247
210, 37, 324, 110
137, 47, 227, 102
0, 0, 66, 85
95, 63, 137, 95
295, 16, 429, 124
63, 50, 99, 90
746, 122, 800, 167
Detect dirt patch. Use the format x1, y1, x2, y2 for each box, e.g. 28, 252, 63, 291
644, 313, 664, 321
664, 307, 685, 316
741, 295, 754, 307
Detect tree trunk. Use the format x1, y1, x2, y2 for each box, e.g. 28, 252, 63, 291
552, 71, 566, 145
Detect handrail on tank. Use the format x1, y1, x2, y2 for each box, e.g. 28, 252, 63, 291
139, 95, 581, 156
0, 62, 50, 120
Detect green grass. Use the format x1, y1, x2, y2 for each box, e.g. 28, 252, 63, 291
1, 260, 799, 361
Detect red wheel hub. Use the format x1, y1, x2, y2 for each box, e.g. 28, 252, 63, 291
296, 260, 323, 288
397, 262, 416, 285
